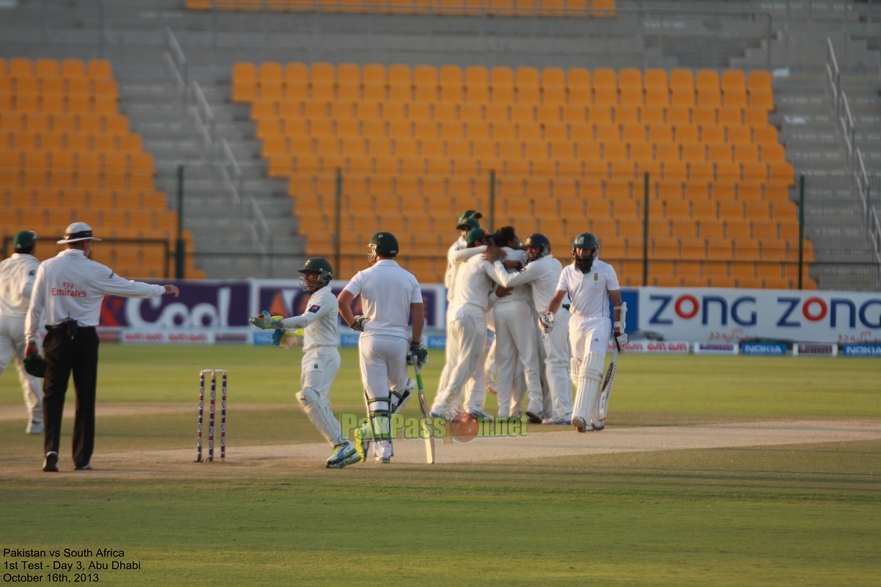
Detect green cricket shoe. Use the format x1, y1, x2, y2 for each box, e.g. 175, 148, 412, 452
353, 425, 370, 463
326, 442, 362, 469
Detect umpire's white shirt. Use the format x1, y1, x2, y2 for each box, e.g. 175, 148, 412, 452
280, 285, 338, 350
343, 259, 421, 340
26, 249, 165, 342
492, 254, 563, 313
0, 254, 39, 318
555, 259, 620, 319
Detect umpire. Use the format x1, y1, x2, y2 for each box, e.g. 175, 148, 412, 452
24, 222, 180, 472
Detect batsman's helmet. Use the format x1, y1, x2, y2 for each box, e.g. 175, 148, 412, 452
571, 232, 599, 272
298, 257, 333, 290
368, 232, 399, 262
522, 233, 551, 259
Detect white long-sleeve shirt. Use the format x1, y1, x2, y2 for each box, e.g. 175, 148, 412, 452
492, 247, 529, 307
0, 253, 40, 318
279, 285, 338, 350
26, 249, 165, 342
492, 254, 564, 313
343, 259, 422, 340
449, 254, 498, 318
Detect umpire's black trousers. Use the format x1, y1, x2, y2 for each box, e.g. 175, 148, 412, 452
42, 325, 99, 468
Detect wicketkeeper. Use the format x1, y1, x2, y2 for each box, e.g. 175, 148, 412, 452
250, 258, 361, 468
541, 233, 628, 432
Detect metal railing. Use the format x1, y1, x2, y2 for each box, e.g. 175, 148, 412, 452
164, 27, 276, 275
826, 38, 881, 272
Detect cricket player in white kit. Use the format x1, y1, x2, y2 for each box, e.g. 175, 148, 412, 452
250, 258, 361, 469
440, 211, 484, 416
338, 232, 426, 464
484, 227, 542, 420
0, 230, 44, 433
541, 233, 628, 432
489, 233, 573, 424
431, 228, 502, 420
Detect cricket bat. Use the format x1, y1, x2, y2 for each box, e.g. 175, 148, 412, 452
599, 301, 627, 422
411, 358, 436, 464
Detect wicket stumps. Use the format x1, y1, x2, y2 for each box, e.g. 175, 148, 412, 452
197, 369, 227, 462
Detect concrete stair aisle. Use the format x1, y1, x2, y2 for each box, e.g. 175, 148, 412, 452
183, 67, 303, 279
772, 75, 880, 291
842, 76, 881, 174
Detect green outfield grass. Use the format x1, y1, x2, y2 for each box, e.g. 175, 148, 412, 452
1, 345, 879, 586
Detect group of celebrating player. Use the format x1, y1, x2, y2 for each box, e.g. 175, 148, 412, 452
250, 210, 628, 468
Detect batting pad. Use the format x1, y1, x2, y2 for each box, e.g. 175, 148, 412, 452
297, 387, 344, 446
572, 352, 604, 425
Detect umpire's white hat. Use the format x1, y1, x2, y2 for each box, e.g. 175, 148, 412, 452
57, 222, 103, 244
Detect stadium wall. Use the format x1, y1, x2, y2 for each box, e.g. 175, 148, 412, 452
86, 278, 881, 345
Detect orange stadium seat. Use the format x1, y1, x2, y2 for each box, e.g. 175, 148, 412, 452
221, 61, 795, 285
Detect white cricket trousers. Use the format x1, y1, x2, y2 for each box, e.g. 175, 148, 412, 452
432, 304, 487, 414
298, 346, 343, 446
492, 303, 542, 418
543, 307, 573, 419
0, 315, 43, 425
358, 334, 409, 459
569, 315, 611, 425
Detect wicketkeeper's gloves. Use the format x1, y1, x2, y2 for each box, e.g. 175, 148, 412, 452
250, 310, 284, 330
272, 329, 302, 349
538, 312, 555, 333
351, 315, 368, 331
407, 342, 428, 368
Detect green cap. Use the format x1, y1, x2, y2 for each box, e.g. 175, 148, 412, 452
456, 216, 481, 231
466, 227, 492, 245
13, 231, 37, 252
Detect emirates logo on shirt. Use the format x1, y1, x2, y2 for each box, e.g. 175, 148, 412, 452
51, 281, 87, 298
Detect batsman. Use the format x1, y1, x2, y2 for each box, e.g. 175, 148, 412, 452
250, 258, 361, 469
540, 233, 628, 432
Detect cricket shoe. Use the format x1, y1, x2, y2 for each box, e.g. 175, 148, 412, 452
75, 463, 93, 471
572, 417, 603, 433
43, 451, 58, 473
375, 456, 392, 464
326, 442, 362, 468
525, 411, 544, 424
353, 426, 370, 462
429, 410, 455, 422
542, 416, 572, 425
468, 408, 494, 421
26, 420, 43, 434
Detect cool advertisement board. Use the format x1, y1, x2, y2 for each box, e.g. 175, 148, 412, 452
99, 281, 251, 343
639, 288, 881, 344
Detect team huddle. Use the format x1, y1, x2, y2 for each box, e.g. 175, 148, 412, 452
251, 209, 629, 468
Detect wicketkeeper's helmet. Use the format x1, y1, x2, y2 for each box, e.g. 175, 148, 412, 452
523, 233, 551, 258
571, 232, 599, 272
368, 232, 399, 261
298, 257, 333, 289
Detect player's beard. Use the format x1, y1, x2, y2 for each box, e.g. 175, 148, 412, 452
573, 249, 596, 273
